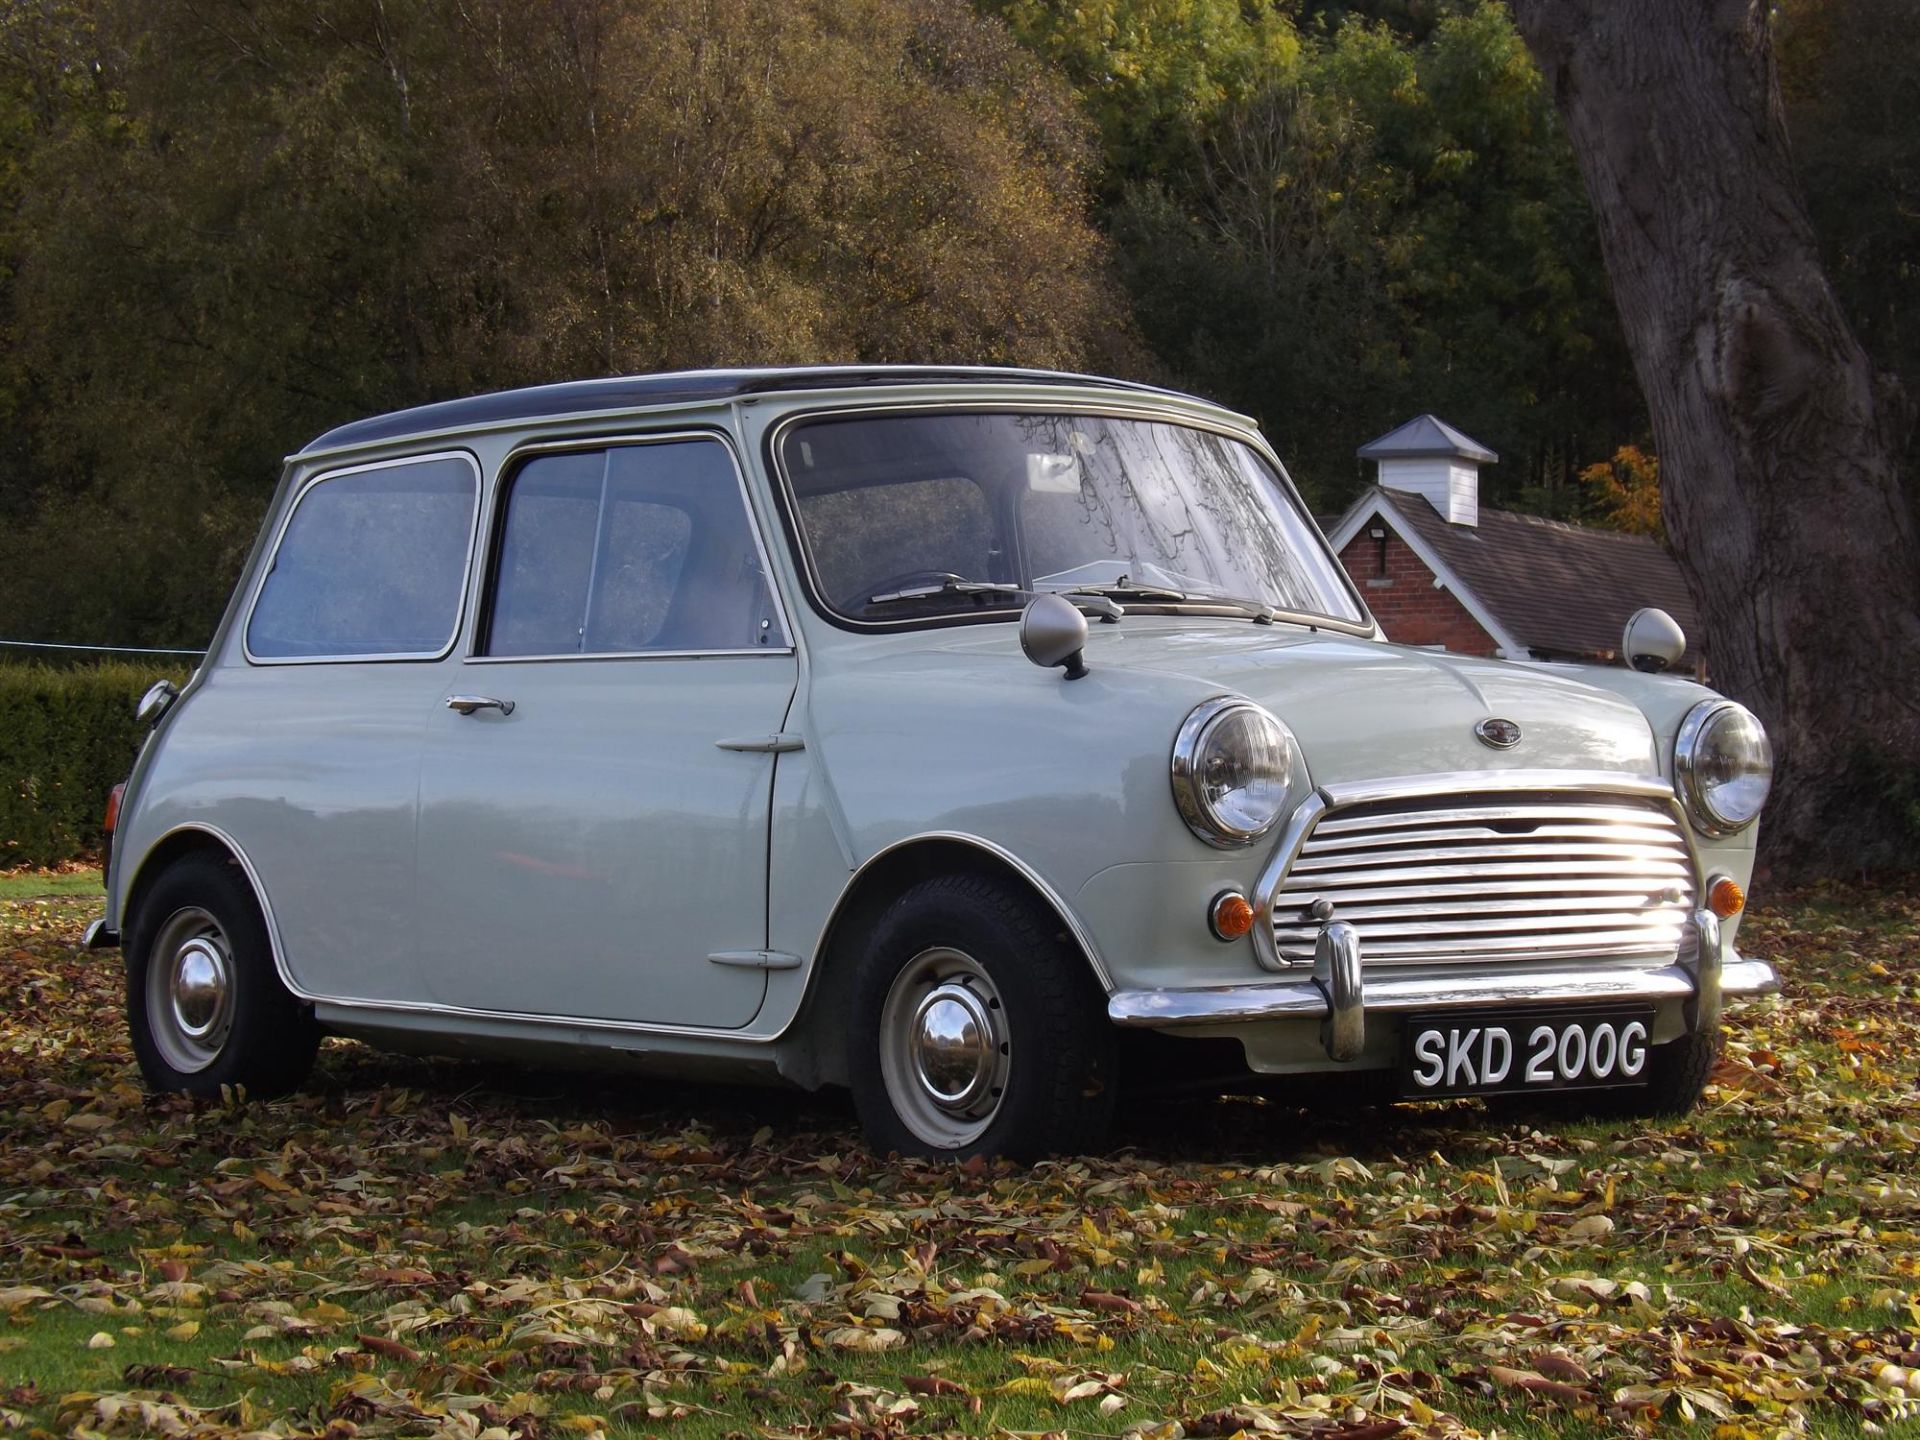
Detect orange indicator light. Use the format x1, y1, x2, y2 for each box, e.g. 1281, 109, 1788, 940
1708, 875, 1745, 919
1210, 891, 1256, 941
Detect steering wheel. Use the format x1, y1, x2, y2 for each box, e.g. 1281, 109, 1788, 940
838, 569, 969, 612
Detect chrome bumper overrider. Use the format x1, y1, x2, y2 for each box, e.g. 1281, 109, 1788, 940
1108, 907, 1779, 1062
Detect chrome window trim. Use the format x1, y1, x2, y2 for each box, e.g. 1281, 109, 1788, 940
242, 450, 483, 666
1249, 770, 1703, 973
471, 429, 796, 663
465, 649, 792, 665
763, 400, 1377, 639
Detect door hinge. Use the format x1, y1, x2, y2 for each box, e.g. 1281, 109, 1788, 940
706, 950, 804, 971
714, 734, 804, 753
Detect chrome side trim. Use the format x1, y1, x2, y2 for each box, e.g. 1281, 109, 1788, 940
132, 823, 776, 1040
242, 451, 483, 666
136, 824, 1110, 1046
130, 823, 297, 996
1108, 954, 1779, 1029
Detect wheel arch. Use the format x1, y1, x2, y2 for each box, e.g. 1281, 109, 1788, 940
783, 833, 1109, 1089
123, 825, 292, 989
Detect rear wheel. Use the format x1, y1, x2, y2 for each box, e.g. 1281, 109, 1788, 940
126, 852, 319, 1098
847, 874, 1116, 1160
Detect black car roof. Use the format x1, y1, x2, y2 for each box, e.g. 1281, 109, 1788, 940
301, 365, 1206, 453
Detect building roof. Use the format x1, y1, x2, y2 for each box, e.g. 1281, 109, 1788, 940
301, 365, 1203, 454
1347, 487, 1701, 660
1356, 413, 1499, 464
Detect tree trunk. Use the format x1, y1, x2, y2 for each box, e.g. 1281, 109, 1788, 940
1510, 0, 1920, 873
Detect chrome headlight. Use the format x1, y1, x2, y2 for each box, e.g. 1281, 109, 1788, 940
1674, 699, 1772, 836
1171, 698, 1295, 847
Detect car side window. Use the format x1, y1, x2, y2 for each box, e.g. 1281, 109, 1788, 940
484, 438, 786, 656
247, 454, 478, 660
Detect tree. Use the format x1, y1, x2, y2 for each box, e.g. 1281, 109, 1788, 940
0, 0, 1136, 649
1776, 0, 1920, 481
1510, 0, 1920, 871
994, 1, 1644, 508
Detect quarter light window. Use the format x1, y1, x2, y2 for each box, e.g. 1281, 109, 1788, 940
247, 455, 477, 660
484, 439, 786, 656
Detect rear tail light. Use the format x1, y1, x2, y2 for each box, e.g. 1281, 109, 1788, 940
102, 783, 126, 889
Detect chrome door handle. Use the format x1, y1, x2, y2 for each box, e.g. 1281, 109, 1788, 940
446, 694, 515, 716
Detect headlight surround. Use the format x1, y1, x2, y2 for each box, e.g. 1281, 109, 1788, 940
1674, 699, 1773, 836
1171, 698, 1295, 847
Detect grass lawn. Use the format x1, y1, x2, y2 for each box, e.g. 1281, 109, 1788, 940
0, 866, 103, 901
1, 883, 1916, 1439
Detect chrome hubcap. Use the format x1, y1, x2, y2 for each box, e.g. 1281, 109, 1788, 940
145, 907, 235, 1074
879, 947, 1010, 1150
171, 939, 230, 1039
912, 984, 997, 1112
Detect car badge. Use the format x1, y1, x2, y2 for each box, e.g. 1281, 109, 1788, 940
1475, 717, 1522, 749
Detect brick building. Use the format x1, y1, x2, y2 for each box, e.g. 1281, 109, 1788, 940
1325, 415, 1702, 669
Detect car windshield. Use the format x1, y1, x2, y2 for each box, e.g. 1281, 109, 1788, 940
778, 411, 1364, 625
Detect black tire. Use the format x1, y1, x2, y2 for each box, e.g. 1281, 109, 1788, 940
1603, 1025, 1722, 1118
126, 852, 319, 1098
846, 874, 1117, 1160
1491, 1026, 1722, 1123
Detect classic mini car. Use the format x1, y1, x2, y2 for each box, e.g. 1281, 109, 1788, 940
88, 366, 1778, 1157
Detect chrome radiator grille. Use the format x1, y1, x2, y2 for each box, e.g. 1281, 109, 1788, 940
1269, 794, 1694, 967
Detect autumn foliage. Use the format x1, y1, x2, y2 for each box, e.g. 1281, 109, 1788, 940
1, 884, 1917, 1432
1578, 445, 1663, 538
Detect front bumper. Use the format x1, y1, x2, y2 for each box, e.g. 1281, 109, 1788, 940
83, 919, 120, 950
1108, 908, 1778, 1061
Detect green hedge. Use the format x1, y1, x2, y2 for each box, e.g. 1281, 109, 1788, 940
1, 662, 190, 869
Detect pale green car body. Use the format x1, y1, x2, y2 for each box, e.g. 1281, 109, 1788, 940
96, 368, 1772, 1126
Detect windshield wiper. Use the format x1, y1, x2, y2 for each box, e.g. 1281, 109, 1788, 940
867, 575, 1024, 605
866, 575, 1123, 621
1061, 582, 1276, 624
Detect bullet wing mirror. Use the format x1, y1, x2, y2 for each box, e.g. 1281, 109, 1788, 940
1622, 607, 1686, 674
1020, 593, 1089, 680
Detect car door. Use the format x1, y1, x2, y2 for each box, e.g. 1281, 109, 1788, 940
413, 435, 798, 1029
223, 451, 482, 1005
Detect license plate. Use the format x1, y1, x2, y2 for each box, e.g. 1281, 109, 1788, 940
1400, 1006, 1656, 1098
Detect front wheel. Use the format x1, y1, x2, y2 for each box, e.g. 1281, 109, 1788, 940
1491, 1026, 1722, 1123
847, 875, 1116, 1160
126, 852, 319, 1098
